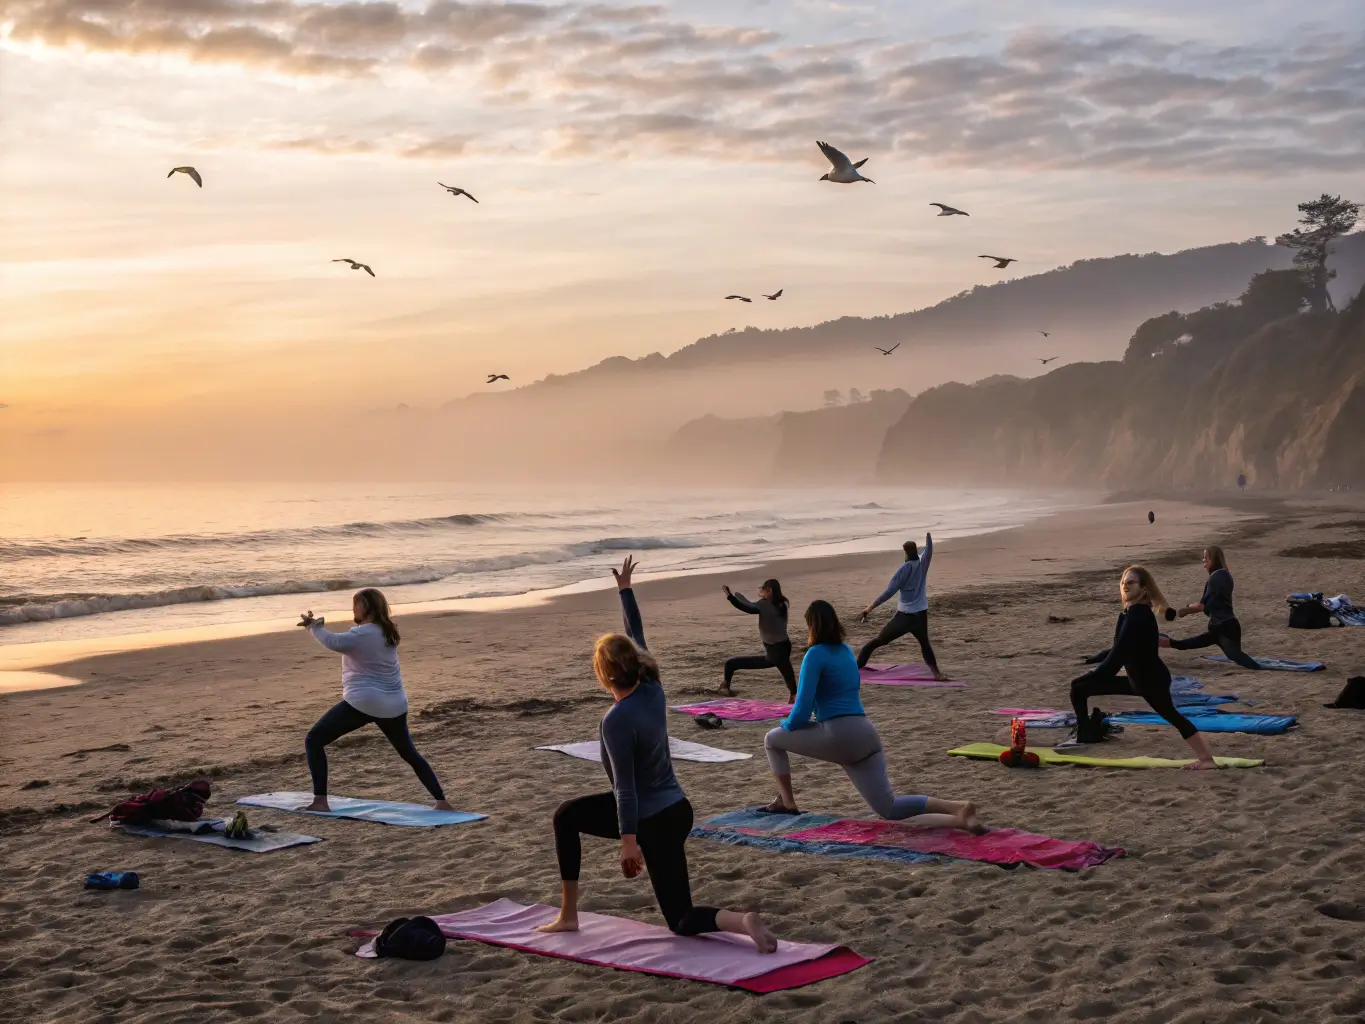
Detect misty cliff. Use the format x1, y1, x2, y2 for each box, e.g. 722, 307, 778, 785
876, 270, 1365, 490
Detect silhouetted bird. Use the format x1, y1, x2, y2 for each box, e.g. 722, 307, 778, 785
875, 344, 900, 356
817, 141, 873, 184
725, 295, 752, 302
979, 255, 1017, 269
487, 374, 510, 383
1037, 356, 1059, 364
763, 289, 783, 300
930, 203, 968, 216
1038, 330, 1051, 338
1148, 511, 1155, 524
332, 259, 375, 276
438, 183, 478, 203
168, 166, 202, 187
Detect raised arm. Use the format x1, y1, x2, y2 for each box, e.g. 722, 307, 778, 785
308, 623, 364, 653
727, 592, 761, 615
601, 714, 640, 836
920, 532, 934, 574
781, 649, 821, 729
618, 588, 647, 649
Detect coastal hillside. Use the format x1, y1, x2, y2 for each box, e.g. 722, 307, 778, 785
875, 270, 1365, 490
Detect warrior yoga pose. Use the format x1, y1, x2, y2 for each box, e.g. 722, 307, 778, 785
762, 599, 984, 829
857, 533, 948, 681
1161, 546, 1261, 670
719, 579, 797, 699
297, 589, 453, 811
1069, 566, 1219, 770
537, 557, 778, 951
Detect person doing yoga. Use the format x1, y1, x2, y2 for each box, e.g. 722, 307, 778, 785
719, 579, 797, 699
762, 599, 984, 829
1160, 546, 1260, 670
537, 557, 778, 952
296, 589, 453, 812
857, 533, 948, 681
1067, 566, 1219, 770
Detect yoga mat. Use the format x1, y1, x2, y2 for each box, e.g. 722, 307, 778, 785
536, 737, 751, 763
948, 742, 1263, 769
672, 698, 792, 721
350, 898, 868, 992
859, 664, 964, 686
237, 793, 486, 827
1204, 655, 1325, 672
113, 818, 321, 853
989, 707, 1291, 734
785, 819, 1125, 870
692, 808, 941, 865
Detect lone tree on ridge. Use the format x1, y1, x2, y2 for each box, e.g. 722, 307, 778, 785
1275, 194, 1361, 314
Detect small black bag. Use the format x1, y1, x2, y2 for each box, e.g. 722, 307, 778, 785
1287, 595, 1333, 630
375, 916, 446, 961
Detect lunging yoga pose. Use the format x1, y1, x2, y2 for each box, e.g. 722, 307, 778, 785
296, 589, 453, 812
719, 579, 796, 699
763, 599, 984, 829
1161, 546, 1260, 670
1068, 566, 1219, 769
857, 533, 947, 680
537, 557, 778, 951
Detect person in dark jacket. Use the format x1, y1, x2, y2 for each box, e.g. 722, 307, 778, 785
1162, 546, 1260, 670
719, 579, 796, 699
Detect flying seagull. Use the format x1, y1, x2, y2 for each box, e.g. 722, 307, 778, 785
487, 374, 510, 384
438, 182, 478, 203
1038, 330, 1051, 338
725, 294, 753, 302
979, 255, 1017, 269
763, 289, 783, 300
817, 141, 873, 184
1037, 356, 1059, 365
875, 343, 901, 356
332, 258, 375, 276
168, 166, 202, 187
930, 203, 968, 216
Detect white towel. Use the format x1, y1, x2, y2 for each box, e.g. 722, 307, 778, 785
537, 737, 751, 763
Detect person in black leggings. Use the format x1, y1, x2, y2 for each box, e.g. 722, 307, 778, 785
536, 557, 779, 950
856, 534, 948, 681
719, 579, 797, 699
1162, 546, 1260, 670
1068, 565, 1219, 770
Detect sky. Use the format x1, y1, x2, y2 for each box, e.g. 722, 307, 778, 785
1, 0, 1363, 476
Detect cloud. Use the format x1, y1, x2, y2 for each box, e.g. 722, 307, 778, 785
3, 0, 1362, 175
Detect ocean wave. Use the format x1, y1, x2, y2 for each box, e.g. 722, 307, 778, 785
0, 535, 701, 625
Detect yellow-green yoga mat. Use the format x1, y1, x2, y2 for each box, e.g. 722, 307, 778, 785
947, 742, 1263, 769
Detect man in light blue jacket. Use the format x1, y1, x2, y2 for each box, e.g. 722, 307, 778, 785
857, 533, 947, 680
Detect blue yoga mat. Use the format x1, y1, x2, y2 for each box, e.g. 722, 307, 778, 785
1108, 711, 1297, 735
237, 792, 486, 827
1204, 656, 1325, 672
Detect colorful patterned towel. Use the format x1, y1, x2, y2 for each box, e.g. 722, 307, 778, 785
672, 698, 792, 721
860, 664, 964, 686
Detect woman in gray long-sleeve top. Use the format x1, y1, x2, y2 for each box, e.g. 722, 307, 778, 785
536, 557, 780, 952
1162, 545, 1261, 670
718, 578, 797, 699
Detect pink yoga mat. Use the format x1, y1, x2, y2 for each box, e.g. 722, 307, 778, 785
673, 698, 792, 721
350, 898, 868, 992
860, 664, 964, 686
785, 820, 1125, 870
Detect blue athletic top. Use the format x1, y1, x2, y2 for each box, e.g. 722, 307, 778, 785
598, 588, 685, 835
782, 642, 866, 730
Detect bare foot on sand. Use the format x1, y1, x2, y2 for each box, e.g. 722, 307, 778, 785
741, 912, 778, 953
716, 684, 735, 697
298, 797, 330, 812
764, 796, 799, 814
933, 669, 951, 682
958, 801, 989, 834
536, 915, 579, 934
433, 800, 455, 811
1181, 759, 1219, 771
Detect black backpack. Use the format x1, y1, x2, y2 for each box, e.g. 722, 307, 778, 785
1287, 595, 1333, 630
374, 917, 446, 961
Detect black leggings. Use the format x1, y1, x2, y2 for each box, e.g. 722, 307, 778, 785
305, 700, 445, 800
1169, 618, 1261, 670
724, 640, 797, 694
857, 610, 938, 670
551, 793, 719, 936
1070, 674, 1199, 740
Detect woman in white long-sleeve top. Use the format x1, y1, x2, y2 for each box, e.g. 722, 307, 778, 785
296, 588, 453, 812
857, 533, 948, 680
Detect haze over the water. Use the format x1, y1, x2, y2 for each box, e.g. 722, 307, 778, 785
1, 0, 1363, 480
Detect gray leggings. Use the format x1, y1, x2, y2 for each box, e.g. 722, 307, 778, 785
764, 714, 928, 819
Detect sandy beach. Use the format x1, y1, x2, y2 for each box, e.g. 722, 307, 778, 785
3, 495, 1364, 1024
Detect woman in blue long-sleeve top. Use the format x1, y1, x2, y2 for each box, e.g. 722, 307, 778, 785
762, 599, 985, 829
536, 557, 779, 952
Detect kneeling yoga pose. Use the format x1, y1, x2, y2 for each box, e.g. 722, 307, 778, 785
1162, 546, 1260, 670
1069, 566, 1218, 770
763, 599, 983, 830
719, 579, 797, 699
538, 557, 777, 951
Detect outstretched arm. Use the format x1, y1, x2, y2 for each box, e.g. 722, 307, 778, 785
865, 562, 910, 615
1073, 614, 1135, 683
613, 556, 646, 648
920, 533, 933, 574
307, 624, 363, 652
727, 592, 760, 615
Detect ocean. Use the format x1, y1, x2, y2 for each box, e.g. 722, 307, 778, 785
0, 483, 1082, 648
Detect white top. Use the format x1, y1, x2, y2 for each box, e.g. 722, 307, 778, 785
308, 622, 408, 719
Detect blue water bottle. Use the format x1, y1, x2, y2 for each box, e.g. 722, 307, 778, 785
85, 872, 140, 890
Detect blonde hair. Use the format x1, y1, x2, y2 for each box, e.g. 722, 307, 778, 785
592, 633, 659, 692
1204, 545, 1227, 572
1121, 565, 1168, 614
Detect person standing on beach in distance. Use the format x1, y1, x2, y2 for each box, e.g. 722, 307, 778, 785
762, 599, 985, 826
1068, 566, 1219, 769
536, 557, 779, 952
856, 532, 948, 680
1161, 546, 1260, 670
718, 579, 797, 700
1237, 473, 1247, 493
296, 589, 454, 812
